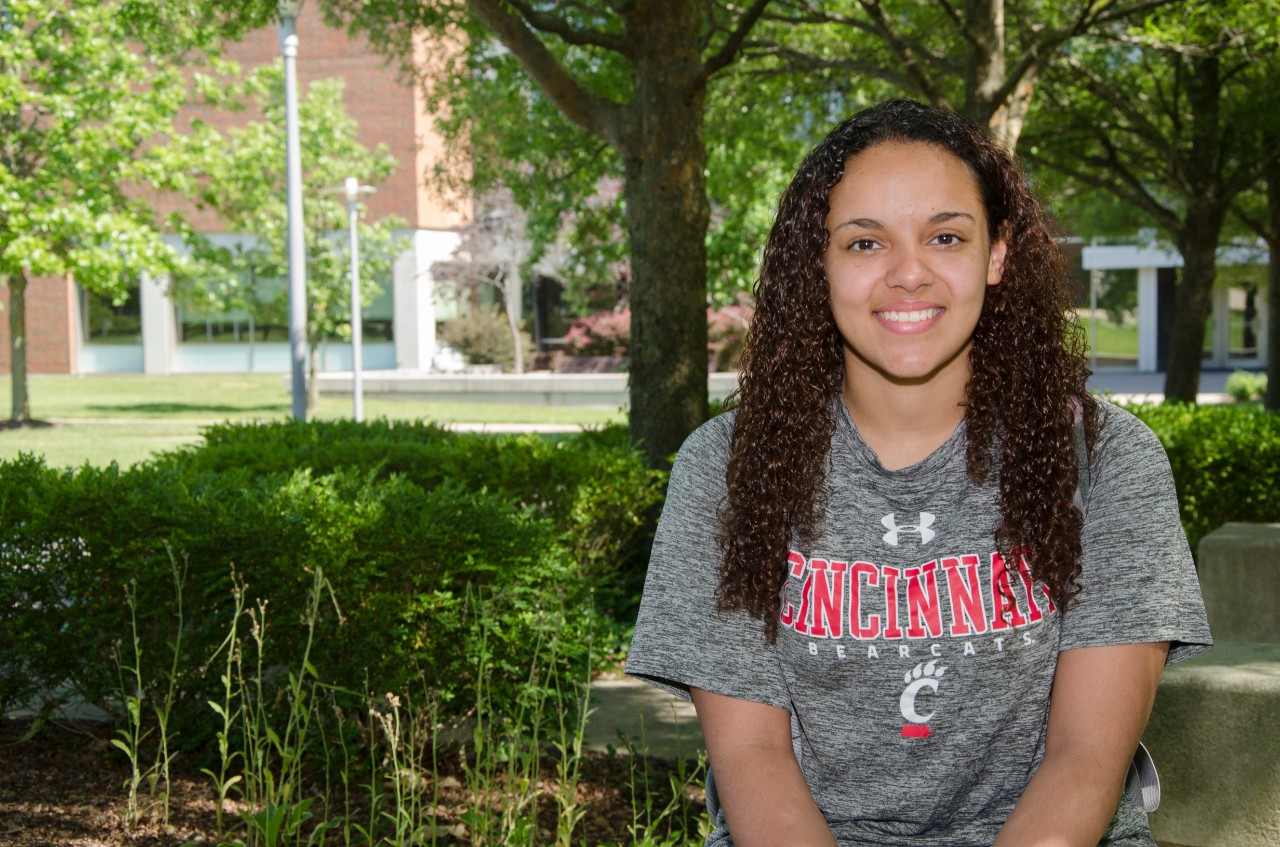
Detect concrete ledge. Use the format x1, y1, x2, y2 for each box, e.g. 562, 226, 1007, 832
1198, 523, 1280, 643
311, 371, 743, 408
304, 369, 1231, 410
1144, 642, 1280, 847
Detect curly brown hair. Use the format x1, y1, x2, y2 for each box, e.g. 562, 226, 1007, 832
718, 99, 1098, 641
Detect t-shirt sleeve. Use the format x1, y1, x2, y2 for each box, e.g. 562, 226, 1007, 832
624, 414, 790, 708
1062, 403, 1212, 664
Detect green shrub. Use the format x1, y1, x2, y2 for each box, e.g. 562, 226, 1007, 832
1224, 369, 1267, 403
437, 305, 531, 369
1125, 402, 1280, 554
0, 422, 663, 740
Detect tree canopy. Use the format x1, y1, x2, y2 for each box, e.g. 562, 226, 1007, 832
0, 0, 214, 421
1024, 0, 1280, 400
176, 65, 405, 408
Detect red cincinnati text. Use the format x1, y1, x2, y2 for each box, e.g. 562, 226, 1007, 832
778, 549, 1055, 640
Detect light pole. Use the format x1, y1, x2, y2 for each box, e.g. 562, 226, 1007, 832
279, 0, 307, 420
344, 177, 375, 422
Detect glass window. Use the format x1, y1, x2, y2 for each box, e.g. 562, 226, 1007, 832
362, 273, 394, 341
177, 271, 288, 344
81, 285, 142, 344
1080, 269, 1138, 367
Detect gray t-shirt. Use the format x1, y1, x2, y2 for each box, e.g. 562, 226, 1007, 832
626, 399, 1211, 847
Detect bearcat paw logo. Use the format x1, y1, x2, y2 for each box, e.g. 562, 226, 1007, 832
900, 660, 946, 737
903, 660, 947, 686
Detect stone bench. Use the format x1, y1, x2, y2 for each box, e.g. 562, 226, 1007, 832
1142, 523, 1280, 847
1196, 523, 1280, 644
1145, 643, 1280, 847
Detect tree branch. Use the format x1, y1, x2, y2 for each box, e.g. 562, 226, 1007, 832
466, 0, 626, 144
995, 1, 1175, 112
1089, 0, 1178, 28
505, 0, 629, 53
853, 0, 947, 102
930, 0, 964, 38
761, 4, 879, 35
1030, 141, 1181, 235
702, 0, 774, 79
1060, 54, 1177, 160
745, 44, 917, 91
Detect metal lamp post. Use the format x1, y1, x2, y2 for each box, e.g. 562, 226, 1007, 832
279, 0, 308, 420
343, 177, 375, 422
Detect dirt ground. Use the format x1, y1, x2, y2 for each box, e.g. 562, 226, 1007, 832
0, 718, 704, 846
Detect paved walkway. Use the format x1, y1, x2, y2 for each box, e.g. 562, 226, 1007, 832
1086, 367, 1231, 404
584, 678, 702, 760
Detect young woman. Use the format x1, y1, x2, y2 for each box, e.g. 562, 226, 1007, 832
625, 99, 1210, 847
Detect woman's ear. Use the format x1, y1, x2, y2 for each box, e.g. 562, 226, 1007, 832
987, 237, 1008, 286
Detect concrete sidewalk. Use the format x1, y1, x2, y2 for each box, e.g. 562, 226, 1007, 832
585, 677, 702, 760
1087, 367, 1232, 404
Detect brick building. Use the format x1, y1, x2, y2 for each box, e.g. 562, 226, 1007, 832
3, 5, 469, 376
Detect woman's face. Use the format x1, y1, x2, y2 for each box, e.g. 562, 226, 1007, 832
823, 140, 1006, 393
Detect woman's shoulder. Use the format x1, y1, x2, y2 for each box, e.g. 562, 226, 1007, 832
1082, 398, 1178, 507
672, 408, 737, 466
1089, 398, 1166, 458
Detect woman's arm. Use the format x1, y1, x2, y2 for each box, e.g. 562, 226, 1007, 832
691, 688, 837, 847
993, 642, 1169, 847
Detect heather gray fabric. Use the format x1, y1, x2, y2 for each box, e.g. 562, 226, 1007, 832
626, 398, 1211, 847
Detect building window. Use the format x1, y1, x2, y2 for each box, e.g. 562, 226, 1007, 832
80, 285, 142, 344
176, 269, 394, 344
176, 272, 288, 344
1081, 269, 1138, 367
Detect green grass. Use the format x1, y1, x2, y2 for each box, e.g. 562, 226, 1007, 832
1083, 321, 1139, 357
0, 374, 626, 468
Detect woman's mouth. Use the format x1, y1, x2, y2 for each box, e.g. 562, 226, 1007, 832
875, 308, 943, 323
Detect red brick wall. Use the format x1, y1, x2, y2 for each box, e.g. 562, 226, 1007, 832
0, 274, 78, 375
153, 5, 469, 231
20, 12, 470, 375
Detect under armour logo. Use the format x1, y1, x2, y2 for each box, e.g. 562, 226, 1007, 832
882, 512, 935, 546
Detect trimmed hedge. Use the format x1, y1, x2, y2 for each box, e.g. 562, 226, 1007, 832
1126, 402, 1280, 554
5, 404, 1271, 739
0, 421, 663, 739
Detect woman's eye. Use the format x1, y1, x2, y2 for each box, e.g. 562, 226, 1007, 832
934, 233, 961, 246
851, 238, 878, 252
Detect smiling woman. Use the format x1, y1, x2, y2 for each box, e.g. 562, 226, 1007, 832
823, 141, 1007, 469
625, 99, 1211, 847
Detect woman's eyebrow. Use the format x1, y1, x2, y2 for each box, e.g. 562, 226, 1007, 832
832, 217, 883, 232
929, 211, 976, 224
832, 211, 977, 232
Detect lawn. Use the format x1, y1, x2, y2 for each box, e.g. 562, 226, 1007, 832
0, 374, 625, 468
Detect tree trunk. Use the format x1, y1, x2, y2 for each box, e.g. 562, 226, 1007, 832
7, 271, 30, 423
1163, 229, 1218, 403
1265, 163, 1280, 411
1164, 55, 1227, 404
991, 73, 1036, 152
622, 2, 710, 465
966, 0, 1018, 149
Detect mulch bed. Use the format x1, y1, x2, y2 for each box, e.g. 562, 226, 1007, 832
0, 718, 704, 846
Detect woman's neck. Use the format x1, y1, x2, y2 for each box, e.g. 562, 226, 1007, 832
842, 370, 968, 471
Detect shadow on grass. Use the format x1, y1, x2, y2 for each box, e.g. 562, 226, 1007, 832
0, 419, 54, 430
86, 402, 286, 416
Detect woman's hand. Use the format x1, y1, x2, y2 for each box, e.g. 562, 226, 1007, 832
691, 687, 838, 847
993, 642, 1169, 847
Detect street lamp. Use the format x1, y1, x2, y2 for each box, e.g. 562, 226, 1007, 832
343, 177, 375, 422
279, 0, 307, 420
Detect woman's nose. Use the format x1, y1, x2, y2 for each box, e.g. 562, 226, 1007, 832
887, 245, 930, 291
